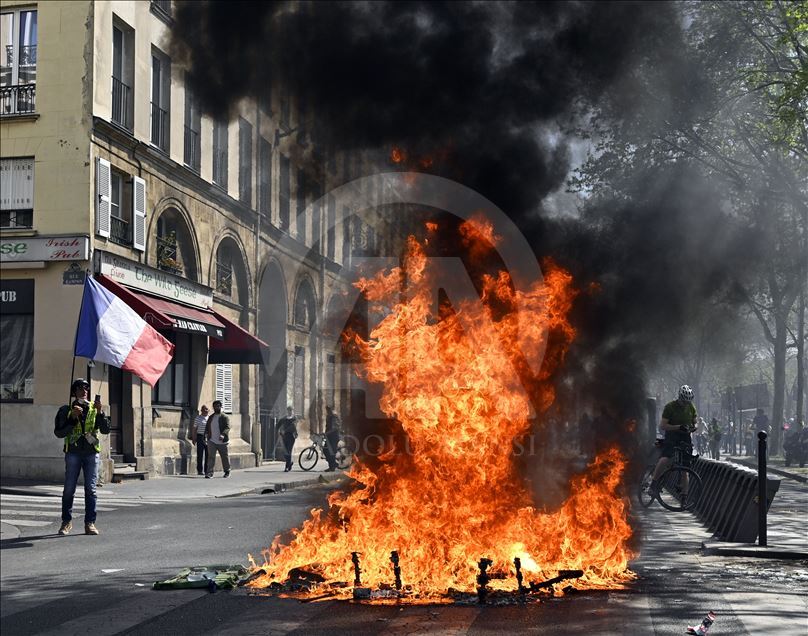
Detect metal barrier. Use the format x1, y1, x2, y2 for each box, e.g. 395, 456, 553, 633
690, 456, 780, 543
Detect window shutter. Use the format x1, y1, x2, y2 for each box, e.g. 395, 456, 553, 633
96, 158, 111, 238
216, 363, 233, 414
132, 175, 146, 251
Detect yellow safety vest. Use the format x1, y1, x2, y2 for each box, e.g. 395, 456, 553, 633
64, 403, 100, 453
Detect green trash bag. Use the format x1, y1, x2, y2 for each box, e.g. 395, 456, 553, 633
152, 564, 248, 591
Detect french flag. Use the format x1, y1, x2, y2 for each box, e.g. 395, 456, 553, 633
75, 276, 174, 386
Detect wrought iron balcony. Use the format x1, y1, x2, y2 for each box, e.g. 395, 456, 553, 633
151, 102, 169, 151
184, 125, 200, 172
0, 209, 33, 229
112, 76, 132, 129
0, 84, 36, 115
110, 216, 131, 246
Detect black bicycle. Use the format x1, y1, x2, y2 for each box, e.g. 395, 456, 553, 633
638, 442, 703, 512
298, 433, 353, 471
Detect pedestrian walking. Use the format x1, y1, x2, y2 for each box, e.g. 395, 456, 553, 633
695, 417, 708, 455
323, 405, 341, 472
277, 406, 298, 472
744, 420, 754, 456
53, 378, 110, 536
190, 404, 209, 476
205, 400, 231, 478
708, 417, 722, 460
752, 408, 770, 458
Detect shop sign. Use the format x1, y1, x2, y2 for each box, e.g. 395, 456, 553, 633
62, 263, 86, 285
96, 250, 213, 309
0, 279, 34, 313
0, 236, 89, 262
174, 317, 225, 339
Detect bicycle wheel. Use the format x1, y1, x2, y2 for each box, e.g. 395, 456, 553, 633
298, 446, 319, 471
637, 466, 656, 508
656, 467, 703, 512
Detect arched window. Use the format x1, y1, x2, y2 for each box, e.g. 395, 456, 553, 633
294, 279, 316, 330
154, 207, 197, 281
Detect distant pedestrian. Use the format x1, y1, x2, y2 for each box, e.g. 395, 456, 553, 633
708, 417, 722, 460
324, 406, 341, 472
695, 417, 708, 455
205, 400, 231, 478
277, 406, 298, 472
190, 405, 209, 476
744, 421, 754, 456
54, 378, 110, 536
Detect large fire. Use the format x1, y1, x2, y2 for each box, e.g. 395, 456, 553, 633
248, 222, 635, 601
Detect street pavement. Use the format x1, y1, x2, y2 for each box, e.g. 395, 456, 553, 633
0, 457, 343, 541
1, 456, 806, 634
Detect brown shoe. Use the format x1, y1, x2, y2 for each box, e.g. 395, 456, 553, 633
84, 523, 99, 535
58, 521, 72, 535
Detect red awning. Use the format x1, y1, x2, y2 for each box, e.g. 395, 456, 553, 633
208, 310, 269, 364
98, 275, 226, 340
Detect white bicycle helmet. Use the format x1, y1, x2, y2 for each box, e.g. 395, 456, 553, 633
678, 385, 694, 402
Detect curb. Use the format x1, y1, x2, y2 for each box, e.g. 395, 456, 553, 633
726, 458, 808, 484
216, 474, 346, 498
701, 541, 808, 560
0, 487, 60, 498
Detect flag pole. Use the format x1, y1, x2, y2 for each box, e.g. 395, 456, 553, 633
68, 272, 90, 405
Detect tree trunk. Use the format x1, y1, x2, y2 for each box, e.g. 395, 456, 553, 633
797, 284, 805, 425
771, 314, 788, 454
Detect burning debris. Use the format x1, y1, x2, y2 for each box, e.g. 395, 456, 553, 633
246, 225, 635, 603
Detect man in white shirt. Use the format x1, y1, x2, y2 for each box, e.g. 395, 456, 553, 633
205, 400, 231, 478
190, 404, 210, 476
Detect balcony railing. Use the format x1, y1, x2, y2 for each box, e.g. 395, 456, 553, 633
110, 216, 131, 246
184, 125, 201, 172
0, 209, 33, 229
0, 84, 36, 115
151, 102, 169, 151
111, 76, 132, 129
151, 0, 172, 18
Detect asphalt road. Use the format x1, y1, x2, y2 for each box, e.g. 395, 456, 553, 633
1, 482, 806, 635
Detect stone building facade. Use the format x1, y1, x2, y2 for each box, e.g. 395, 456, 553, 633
0, 0, 368, 480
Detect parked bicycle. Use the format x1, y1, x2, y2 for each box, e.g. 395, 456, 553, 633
298, 433, 353, 471
638, 442, 703, 512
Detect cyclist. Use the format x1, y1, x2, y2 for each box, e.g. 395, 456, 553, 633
649, 385, 697, 497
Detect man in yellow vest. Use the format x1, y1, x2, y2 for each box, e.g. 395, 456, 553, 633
54, 378, 110, 535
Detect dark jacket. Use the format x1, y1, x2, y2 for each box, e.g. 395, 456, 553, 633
204, 413, 230, 443
277, 416, 298, 439
54, 401, 110, 454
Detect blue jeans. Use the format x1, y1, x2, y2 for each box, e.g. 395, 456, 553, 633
61, 452, 100, 524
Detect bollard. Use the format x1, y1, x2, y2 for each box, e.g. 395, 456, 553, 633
757, 431, 767, 547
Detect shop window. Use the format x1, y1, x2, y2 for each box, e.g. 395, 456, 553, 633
215, 363, 232, 413
152, 331, 191, 406
0, 157, 33, 228
0, 279, 34, 402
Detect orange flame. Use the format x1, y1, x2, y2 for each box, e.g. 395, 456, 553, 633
248, 232, 634, 600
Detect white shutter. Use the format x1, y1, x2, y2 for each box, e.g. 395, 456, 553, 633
96, 158, 111, 238
1, 158, 34, 211
215, 364, 233, 414
132, 175, 146, 251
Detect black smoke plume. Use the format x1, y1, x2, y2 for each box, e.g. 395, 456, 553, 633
170, 1, 758, 446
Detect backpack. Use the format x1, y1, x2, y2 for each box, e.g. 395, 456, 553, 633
54, 405, 72, 438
